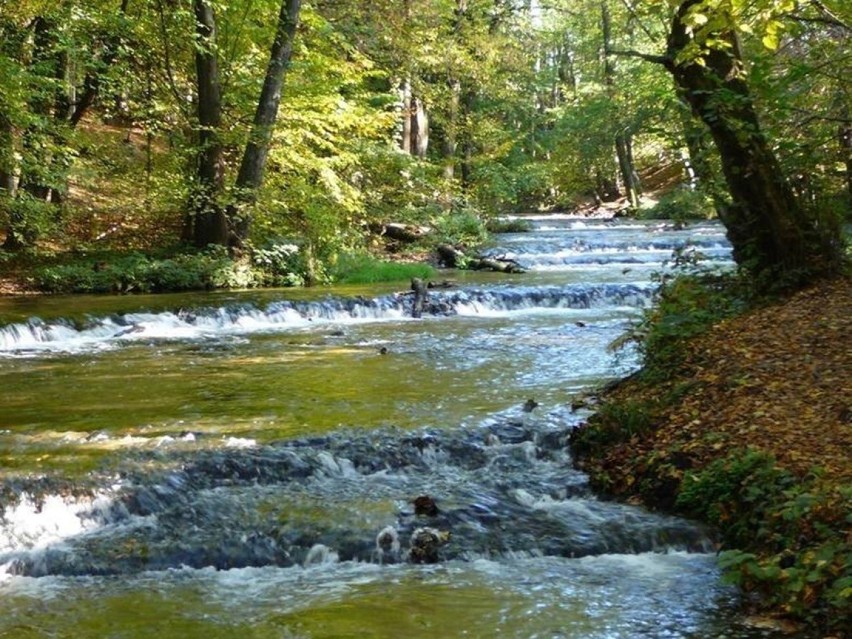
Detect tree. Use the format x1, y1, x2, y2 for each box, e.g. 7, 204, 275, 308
190, 0, 228, 247
186, 0, 302, 249
612, 0, 844, 287
665, 0, 841, 286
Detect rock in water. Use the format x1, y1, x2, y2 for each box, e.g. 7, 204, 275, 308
412, 495, 439, 517
409, 527, 451, 564
522, 398, 539, 413
376, 525, 400, 562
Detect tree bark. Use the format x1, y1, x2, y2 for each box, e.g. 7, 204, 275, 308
17, 16, 59, 203
602, 3, 639, 209
443, 78, 460, 181
840, 105, 852, 202
190, 0, 229, 248
401, 78, 413, 154
664, 0, 839, 285
228, 0, 302, 247
411, 96, 429, 158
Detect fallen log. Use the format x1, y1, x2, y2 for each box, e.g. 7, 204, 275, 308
437, 244, 465, 268
469, 256, 525, 273
437, 244, 525, 273
370, 222, 433, 243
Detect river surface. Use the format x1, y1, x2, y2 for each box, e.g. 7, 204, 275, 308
0, 218, 792, 638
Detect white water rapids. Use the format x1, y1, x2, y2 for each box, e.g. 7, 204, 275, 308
0, 217, 800, 638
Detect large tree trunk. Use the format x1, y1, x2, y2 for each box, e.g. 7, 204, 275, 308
190, 0, 229, 248
665, 0, 838, 285
228, 0, 302, 247
840, 106, 852, 202
400, 78, 413, 154
17, 16, 59, 203
443, 77, 460, 181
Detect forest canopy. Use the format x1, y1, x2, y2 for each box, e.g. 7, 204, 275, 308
0, 0, 848, 288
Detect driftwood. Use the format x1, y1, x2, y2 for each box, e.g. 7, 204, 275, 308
369, 222, 432, 243
437, 244, 525, 273
395, 279, 457, 318
410, 278, 428, 318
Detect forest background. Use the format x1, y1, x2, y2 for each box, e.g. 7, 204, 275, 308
0, 0, 848, 293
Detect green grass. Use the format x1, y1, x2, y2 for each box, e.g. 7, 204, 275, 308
333, 253, 435, 284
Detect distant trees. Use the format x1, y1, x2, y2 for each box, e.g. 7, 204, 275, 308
0, 0, 846, 289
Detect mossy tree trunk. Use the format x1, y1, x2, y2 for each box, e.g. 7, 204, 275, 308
664, 0, 839, 287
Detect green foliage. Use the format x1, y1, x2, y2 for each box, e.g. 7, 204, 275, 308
638, 188, 717, 223
332, 252, 435, 285
485, 218, 533, 234
572, 399, 657, 452
29, 247, 281, 294
677, 449, 791, 545
250, 243, 305, 287
614, 268, 751, 382
678, 450, 851, 632
430, 207, 488, 246
2, 195, 66, 248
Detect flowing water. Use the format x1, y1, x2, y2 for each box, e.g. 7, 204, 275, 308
0, 218, 794, 638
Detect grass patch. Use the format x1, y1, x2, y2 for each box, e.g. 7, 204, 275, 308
333, 253, 435, 284
486, 218, 533, 233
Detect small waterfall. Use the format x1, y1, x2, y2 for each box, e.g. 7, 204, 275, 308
0, 283, 654, 356
0, 419, 713, 578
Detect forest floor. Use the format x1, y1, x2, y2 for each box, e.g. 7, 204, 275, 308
577, 276, 851, 490
572, 275, 851, 633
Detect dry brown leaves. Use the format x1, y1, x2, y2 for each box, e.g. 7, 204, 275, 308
603, 277, 852, 487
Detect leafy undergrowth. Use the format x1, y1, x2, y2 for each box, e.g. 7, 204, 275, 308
572, 276, 851, 634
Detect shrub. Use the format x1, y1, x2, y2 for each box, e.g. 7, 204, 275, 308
676, 449, 792, 547
571, 399, 657, 453
486, 218, 533, 234
30, 247, 266, 294
639, 187, 716, 222
678, 451, 851, 632
611, 269, 751, 382
431, 207, 488, 246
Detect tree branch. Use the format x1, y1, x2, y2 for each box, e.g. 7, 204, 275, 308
618, 0, 660, 42
810, 0, 851, 31
607, 47, 670, 66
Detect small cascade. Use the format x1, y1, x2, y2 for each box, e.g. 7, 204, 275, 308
486, 218, 733, 272
0, 282, 654, 356
0, 491, 122, 564
0, 417, 712, 578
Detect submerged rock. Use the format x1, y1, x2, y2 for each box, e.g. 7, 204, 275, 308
412, 495, 439, 517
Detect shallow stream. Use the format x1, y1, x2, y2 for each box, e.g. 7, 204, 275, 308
0, 218, 794, 638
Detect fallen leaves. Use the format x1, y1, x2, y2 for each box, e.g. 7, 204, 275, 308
576, 276, 852, 498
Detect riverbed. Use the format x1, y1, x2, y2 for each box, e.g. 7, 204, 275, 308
0, 218, 791, 638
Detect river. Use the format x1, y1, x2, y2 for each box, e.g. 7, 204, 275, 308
0, 218, 791, 638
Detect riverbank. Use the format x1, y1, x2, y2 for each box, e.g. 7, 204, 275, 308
571, 276, 851, 634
